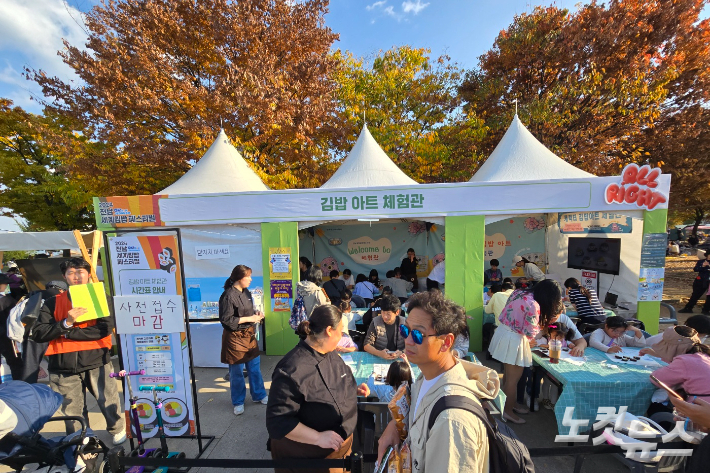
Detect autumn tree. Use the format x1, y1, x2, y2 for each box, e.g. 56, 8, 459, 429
29, 0, 341, 190
0, 99, 95, 230
460, 0, 709, 180
333, 47, 487, 183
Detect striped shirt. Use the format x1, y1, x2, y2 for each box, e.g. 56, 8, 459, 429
568, 288, 606, 324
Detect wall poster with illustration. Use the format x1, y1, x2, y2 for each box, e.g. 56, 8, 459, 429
312, 221, 445, 280
484, 215, 547, 278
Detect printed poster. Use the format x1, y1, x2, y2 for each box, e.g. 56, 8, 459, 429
108, 232, 195, 438
270, 280, 292, 312
269, 247, 292, 279
638, 267, 665, 302
558, 212, 632, 234
185, 276, 263, 320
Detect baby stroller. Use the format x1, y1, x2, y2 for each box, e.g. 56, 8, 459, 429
0, 381, 113, 473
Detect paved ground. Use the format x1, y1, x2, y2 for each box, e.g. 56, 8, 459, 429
10, 354, 637, 473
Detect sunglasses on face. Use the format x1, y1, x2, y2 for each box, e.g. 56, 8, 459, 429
399, 324, 438, 345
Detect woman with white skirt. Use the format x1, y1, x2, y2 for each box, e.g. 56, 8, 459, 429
488, 279, 563, 423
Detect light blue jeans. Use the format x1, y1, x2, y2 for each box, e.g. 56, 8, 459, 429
229, 356, 267, 406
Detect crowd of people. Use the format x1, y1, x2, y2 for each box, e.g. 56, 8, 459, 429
3, 251, 710, 472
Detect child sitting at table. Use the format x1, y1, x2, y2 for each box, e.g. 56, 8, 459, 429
589, 316, 645, 353
336, 301, 358, 353
534, 324, 577, 409
356, 359, 412, 402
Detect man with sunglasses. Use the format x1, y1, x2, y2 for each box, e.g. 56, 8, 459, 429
377, 291, 500, 473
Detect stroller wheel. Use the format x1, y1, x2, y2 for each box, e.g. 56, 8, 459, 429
98, 459, 112, 473
176, 452, 186, 459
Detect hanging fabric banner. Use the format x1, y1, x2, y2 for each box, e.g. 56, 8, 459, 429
313, 222, 430, 279
484, 214, 547, 278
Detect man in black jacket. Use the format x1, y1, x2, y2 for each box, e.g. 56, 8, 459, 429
680, 251, 710, 314
33, 258, 126, 445
323, 270, 346, 306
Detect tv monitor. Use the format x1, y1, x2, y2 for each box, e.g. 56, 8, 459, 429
567, 237, 621, 275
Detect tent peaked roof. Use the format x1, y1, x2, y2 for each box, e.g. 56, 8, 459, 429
469, 115, 594, 182
159, 129, 268, 195
321, 124, 417, 189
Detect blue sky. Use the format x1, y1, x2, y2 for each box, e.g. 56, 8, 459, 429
0, 0, 576, 231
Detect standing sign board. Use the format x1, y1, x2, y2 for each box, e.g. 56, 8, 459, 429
106, 230, 197, 439
581, 270, 599, 294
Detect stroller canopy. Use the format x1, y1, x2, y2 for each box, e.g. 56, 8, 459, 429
0, 381, 62, 460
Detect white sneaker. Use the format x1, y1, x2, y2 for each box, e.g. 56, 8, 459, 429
234, 405, 244, 416
112, 431, 127, 445
253, 396, 268, 405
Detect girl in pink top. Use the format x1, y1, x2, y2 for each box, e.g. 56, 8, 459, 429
488, 280, 564, 424
651, 343, 710, 404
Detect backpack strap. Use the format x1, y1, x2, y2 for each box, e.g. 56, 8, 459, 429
427, 395, 496, 440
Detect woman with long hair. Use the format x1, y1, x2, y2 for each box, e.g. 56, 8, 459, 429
219, 265, 267, 416
487, 279, 564, 423
267, 305, 357, 473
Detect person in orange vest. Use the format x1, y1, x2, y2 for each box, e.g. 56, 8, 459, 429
32, 258, 126, 445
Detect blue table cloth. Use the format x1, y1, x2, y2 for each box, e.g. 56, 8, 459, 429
342, 351, 506, 412
532, 347, 664, 435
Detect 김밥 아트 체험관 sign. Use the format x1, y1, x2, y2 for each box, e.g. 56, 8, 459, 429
320, 193, 424, 212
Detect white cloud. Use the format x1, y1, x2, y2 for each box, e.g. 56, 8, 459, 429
383, 6, 398, 18
402, 0, 430, 15
0, 0, 88, 85
366, 1, 387, 11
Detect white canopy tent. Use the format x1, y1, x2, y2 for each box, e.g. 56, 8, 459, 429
0, 231, 82, 251
469, 114, 595, 183
160, 129, 268, 195
471, 115, 641, 310
321, 124, 418, 189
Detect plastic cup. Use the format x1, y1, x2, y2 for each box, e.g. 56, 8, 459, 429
549, 340, 562, 364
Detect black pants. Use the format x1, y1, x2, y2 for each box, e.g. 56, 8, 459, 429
19, 338, 48, 383
426, 278, 439, 291
685, 279, 710, 310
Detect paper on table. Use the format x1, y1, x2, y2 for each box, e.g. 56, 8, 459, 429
560, 350, 586, 365
69, 282, 111, 323
605, 348, 661, 368
373, 364, 389, 385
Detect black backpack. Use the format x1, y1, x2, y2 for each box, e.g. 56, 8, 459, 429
427, 395, 535, 473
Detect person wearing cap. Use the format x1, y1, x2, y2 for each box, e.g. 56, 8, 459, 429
0, 273, 22, 379
512, 255, 545, 284
32, 258, 126, 445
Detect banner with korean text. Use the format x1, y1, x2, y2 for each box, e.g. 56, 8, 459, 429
107, 231, 196, 439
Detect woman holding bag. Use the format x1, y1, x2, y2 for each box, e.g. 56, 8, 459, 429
220, 264, 268, 416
